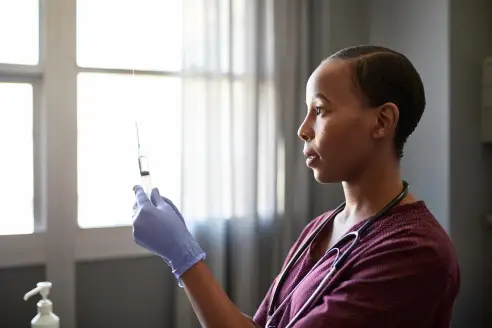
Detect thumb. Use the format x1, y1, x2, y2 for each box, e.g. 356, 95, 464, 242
133, 185, 151, 207
150, 188, 166, 208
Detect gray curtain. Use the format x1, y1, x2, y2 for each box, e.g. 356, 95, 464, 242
174, 1, 311, 326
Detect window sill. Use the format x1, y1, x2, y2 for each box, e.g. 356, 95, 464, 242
0, 226, 152, 269
75, 225, 151, 262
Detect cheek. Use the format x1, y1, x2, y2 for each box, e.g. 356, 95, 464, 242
316, 117, 371, 161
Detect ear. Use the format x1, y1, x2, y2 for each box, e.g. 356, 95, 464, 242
373, 102, 399, 139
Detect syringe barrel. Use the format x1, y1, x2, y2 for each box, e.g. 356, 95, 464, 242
141, 174, 152, 195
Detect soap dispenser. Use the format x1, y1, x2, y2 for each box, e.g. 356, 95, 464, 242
24, 282, 60, 328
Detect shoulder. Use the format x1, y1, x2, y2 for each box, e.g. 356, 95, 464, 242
355, 201, 460, 289
364, 201, 457, 263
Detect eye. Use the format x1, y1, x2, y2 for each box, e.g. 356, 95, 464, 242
315, 106, 324, 115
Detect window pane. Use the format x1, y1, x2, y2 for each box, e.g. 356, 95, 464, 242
0, 0, 39, 65
77, 0, 182, 71
0, 83, 34, 235
77, 73, 182, 228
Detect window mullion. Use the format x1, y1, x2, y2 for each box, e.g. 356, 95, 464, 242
43, 0, 78, 327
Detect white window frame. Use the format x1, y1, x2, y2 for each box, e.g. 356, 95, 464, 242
0, 1, 159, 326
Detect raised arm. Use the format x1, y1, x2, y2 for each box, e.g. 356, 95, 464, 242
132, 186, 258, 328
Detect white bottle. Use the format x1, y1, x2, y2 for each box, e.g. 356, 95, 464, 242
24, 282, 60, 328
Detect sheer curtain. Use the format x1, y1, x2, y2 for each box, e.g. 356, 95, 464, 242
174, 1, 311, 326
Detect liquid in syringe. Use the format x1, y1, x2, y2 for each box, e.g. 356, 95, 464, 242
135, 123, 152, 194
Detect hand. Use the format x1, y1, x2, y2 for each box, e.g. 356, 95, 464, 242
132, 185, 206, 285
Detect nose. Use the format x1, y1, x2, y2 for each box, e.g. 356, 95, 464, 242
297, 115, 314, 142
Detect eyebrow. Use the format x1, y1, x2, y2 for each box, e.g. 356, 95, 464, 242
305, 92, 331, 108
313, 93, 330, 103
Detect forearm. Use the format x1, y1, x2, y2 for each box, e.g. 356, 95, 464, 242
181, 260, 259, 328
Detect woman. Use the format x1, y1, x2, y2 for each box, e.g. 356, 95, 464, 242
132, 45, 460, 328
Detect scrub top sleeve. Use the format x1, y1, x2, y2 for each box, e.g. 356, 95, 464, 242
293, 235, 455, 328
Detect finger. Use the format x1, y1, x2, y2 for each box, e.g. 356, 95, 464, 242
162, 196, 187, 226
150, 188, 166, 208
132, 200, 138, 216
133, 185, 151, 207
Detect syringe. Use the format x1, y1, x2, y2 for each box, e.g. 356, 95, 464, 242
135, 122, 152, 194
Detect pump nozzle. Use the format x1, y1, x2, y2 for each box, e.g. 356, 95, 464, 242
24, 282, 52, 301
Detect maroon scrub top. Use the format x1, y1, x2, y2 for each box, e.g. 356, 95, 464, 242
253, 201, 460, 328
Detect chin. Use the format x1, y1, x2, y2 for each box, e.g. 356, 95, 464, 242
312, 168, 341, 184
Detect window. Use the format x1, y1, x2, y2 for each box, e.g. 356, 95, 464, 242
0, 83, 34, 235
77, 73, 182, 228
0, 0, 39, 65
76, 0, 184, 228
76, 0, 182, 71
0, 0, 39, 237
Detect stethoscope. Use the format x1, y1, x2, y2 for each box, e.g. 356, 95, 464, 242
265, 181, 409, 328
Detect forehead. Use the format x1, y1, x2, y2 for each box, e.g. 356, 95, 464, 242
306, 59, 356, 102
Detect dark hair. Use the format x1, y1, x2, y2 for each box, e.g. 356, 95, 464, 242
327, 45, 426, 159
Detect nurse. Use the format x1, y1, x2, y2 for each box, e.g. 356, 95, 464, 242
132, 45, 460, 328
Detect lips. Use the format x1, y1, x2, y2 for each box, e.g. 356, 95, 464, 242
303, 149, 320, 168
306, 155, 319, 168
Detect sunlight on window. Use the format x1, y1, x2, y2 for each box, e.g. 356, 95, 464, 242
77, 73, 182, 228
76, 0, 182, 71
0, 83, 34, 235
0, 0, 39, 65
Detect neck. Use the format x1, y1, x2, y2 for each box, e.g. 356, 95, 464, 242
340, 155, 414, 222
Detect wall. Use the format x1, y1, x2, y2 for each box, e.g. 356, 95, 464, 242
1, 266, 46, 328
448, 0, 492, 325
75, 257, 176, 328
368, 0, 451, 230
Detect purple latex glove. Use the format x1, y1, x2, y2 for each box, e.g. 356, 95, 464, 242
132, 185, 206, 286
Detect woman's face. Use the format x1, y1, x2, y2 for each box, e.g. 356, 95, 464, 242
298, 59, 384, 183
